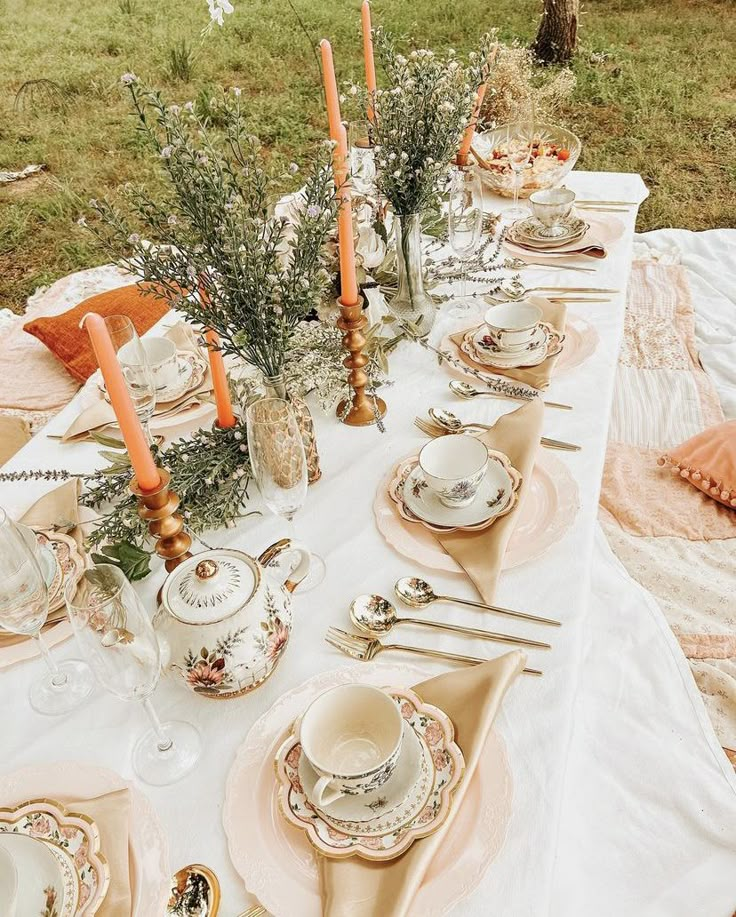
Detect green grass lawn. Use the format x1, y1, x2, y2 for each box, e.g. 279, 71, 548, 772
1, 0, 734, 312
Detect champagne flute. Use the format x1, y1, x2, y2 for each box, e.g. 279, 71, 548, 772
504, 123, 532, 221
447, 164, 483, 318
246, 397, 325, 591
0, 507, 94, 715
104, 315, 157, 446
65, 563, 201, 785
348, 118, 377, 198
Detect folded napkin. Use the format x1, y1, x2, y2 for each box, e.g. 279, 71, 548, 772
436, 400, 544, 603
0, 480, 85, 648
61, 787, 132, 915
450, 296, 566, 390
320, 651, 526, 917
508, 233, 607, 259
62, 322, 213, 442
0, 414, 31, 466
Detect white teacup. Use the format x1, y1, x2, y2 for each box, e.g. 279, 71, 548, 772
484, 300, 543, 353
300, 684, 403, 808
142, 337, 181, 392
529, 187, 576, 236
119, 337, 180, 393
418, 434, 489, 508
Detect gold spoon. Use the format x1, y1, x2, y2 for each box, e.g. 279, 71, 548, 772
350, 594, 551, 649
167, 864, 220, 916
395, 577, 561, 627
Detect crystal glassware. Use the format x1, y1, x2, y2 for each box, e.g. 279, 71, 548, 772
0, 507, 94, 715
65, 563, 201, 785
246, 397, 325, 591
504, 123, 533, 221
104, 315, 157, 446
447, 164, 483, 318
348, 119, 377, 199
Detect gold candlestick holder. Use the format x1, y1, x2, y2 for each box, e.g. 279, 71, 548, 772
129, 469, 193, 572
336, 295, 387, 426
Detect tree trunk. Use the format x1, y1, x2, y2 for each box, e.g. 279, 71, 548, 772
533, 0, 579, 64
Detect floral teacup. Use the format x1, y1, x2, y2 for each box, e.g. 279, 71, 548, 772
418, 434, 489, 509
299, 684, 404, 808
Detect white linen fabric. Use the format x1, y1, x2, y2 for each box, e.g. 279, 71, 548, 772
634, 227, 736, 420
4, 173, 735, 916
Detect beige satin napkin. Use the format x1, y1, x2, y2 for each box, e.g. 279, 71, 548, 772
450, 296, 567, 390
0, 480, 85, 648
510, 238, 606, 258
320, 651, 526, 917
0, 414, 31, 466
62, 322, 212, 442
436, 399, 544, 604
64, 788, 132, 915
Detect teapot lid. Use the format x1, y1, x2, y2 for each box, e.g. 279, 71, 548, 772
161, 548, 259, 625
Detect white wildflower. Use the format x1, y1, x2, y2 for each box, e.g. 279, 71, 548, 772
160, 145, 173, 159
288, 162, 299, 175
206, 0, 234, 27
120, 72, 138, 86
127, 232, 140, 243
76, 216, 87, 227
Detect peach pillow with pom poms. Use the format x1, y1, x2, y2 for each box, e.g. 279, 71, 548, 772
658, 420, 736, 509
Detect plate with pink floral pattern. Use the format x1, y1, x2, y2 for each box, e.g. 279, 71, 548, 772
274, 688, 464, 862
0, 798, 109, 914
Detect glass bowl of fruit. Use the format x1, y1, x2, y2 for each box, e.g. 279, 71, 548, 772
471, 121, 581, 198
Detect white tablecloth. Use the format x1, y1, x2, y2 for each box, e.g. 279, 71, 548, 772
4, 172, 735, 916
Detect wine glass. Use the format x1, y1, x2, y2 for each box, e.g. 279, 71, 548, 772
104, 315, 156, 446
65, 563, 201, 785
246, 397, 325, 591
447, 164, 483, 318
348, 119, 377, 198
504, 124, 533, 222
0, 507, 94, 715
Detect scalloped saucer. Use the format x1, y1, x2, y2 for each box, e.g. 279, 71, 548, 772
388, 452, 521, 533
0, 798, 109, 914
463, 323, 564, 369
0, 833, 77, 917
297, 717, 433, 834
275, 687, 465, 861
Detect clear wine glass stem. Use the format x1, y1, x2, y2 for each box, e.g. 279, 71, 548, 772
141, 418, 155, 447
142, 697, 174, 753
461, 262, 468, 303
512, 170, 520, 212
33, 632, 68, 688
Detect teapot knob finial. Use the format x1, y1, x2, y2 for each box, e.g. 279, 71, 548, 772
195, 559, 219, 580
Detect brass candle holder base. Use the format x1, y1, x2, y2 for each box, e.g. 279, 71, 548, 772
130, 469, 193, 572
336, 295, 387, 427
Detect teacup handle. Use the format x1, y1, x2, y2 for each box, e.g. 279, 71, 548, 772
312, 775, 344, 807
258, 539, 311, 594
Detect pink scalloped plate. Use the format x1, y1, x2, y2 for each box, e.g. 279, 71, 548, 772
375, 449, 580, 575
504, 213, 625, 259
224, 664, 513, 917
0, 762, 169, 916
441, 311, 597, 384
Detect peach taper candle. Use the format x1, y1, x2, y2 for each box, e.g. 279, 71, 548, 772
198, 279, 236, 428
320, 39, 343, 142
361, 1, 377, 123
82, 312, 161, 491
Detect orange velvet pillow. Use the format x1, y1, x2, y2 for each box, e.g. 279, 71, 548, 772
24, 284, 170, 383
658, 420, 736, 509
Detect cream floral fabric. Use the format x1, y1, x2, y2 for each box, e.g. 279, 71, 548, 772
601, 260, 736, 761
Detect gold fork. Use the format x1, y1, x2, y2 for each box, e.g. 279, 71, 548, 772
413, 417, 581, 452
325, 627, 543, 676
236, 906, 267, 917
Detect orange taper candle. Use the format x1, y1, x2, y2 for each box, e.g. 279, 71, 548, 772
332, 122, 359, 306
82, 312, 161, 492
457, 82, 487, 165
361, 1, 377, 123
320, 39, 343, 142
197, 280, 236, 428
204, 329, 236, 429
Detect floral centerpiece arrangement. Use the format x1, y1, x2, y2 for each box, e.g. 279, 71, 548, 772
86, 77, 338, 478
357, 30, 495, 335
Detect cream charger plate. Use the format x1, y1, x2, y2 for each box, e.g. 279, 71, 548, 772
224, 664, 513, 917
504, 213, 625, 259
0, 763, 170, 915
441, 311, 596, 382
375, 450, 580, 575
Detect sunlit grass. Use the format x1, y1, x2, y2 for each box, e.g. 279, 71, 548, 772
0, 0, 734, 311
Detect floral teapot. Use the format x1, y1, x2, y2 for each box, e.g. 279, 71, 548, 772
154, 539, 310, 699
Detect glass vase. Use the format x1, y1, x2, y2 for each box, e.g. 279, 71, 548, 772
264, 374, 321, 484
389, 212, 436, 337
